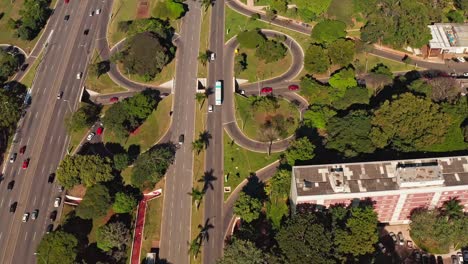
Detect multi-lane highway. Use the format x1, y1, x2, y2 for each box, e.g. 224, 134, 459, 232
0, 1, 110, 263
158, 0, 203, 263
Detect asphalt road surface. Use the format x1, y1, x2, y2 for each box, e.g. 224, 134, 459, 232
0, 0, 110, 263
158, 1, 203, 263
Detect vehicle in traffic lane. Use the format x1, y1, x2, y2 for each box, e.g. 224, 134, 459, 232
261, 87, 273, 94
31, 209, 38, 220
50, 210, 57, 221
22, 213, 29, 222
48, 173, 55, 183
210, 52, 215, 61
9, 202, 17, 213
19, 145, 26, 155
76, 72, 82, 79
9, 153, 17, 163
288, 84, 299, 91
57, 91, 63, 99
64, 15, 70, 21
178, 134, 184, 145
208, 105, 213, 113
22, 159, 29, 169
7, 180, 14, 190
84, 29, 89, 35
46, 224, 53, 233
96, 9, 101, 14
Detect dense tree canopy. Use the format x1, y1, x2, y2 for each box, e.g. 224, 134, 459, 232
113, 192, 137, 213
299, 76, 333, 105
255, 39, 287, 63
76, 184, 111, 219
284, 137, 315, 165
0, 49, 20, 82
16, 0, 51, 40
331, 86, 369, 110
326, 111, 376, 157
311, 20, 346, 45
303, 45, 330, 74
152, 0, 186, 20
56, 155, 113, 189
303, 105, 337, 129
217, 239, 266, 264
36, 231, 78, 264
66, 103, 100, 133
0, 85, 25, 131
292, 0, 332, 21
96, 221, 131, 252
234, 192, 263, 223
234, 52, 248, 75
131, 145, 175, 190
370, 93, 451, 151
328, 39, 355, 67
237, 29, 266, 49
117, 32, 175, 80
328, 67, 358, 95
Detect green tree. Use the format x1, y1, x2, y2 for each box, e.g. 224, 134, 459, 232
299, 76, 333, 105
303, 45, 330, 74
335, 206, 379, 260
265, 9, 277, 21
36, 231, 78, 264
113, 192, 137, 213
234, 52, 248, 75
76, 184, 111, 219
265, 169, 291, 197
237, 29, 266, 49
198, 51, 209, 66
326, 111, 376, 157
250, 13, 261, 20
102, 103, 129, 139
265, 170, 291, 229
96, 221, 131, 252
234, 192, 263, 223
195, 92, 207, 108
217, 239, 265, 264
303, 105, 336, 129
328, 67, 357, 96
284, 137, 315, 165
446, 10, 465, 22
131, 145, 175, 190
0, 49, 20, 82
16, 0, 50, 40
455, 0, 468, 11
65, 103, 100, 133
255, 40, 287, 63
188, 187, 204, 210
117, 32, 175, 79
0, 86, 25, 131
192, 139, 204, 154
188, 237, 202, 259
441, 198, 464, 220
293, 0, 332, 21
89, 60, 110, 78
370, 93, 451, 151
328, 39, 355, 66
276, 213, 334, 264
271, 0, 288, 12
56, 155, 113, 189
370, 63, 393, 77
331, 86, 369, 110
311, 20, 346, 45
152, 0, 186, 20
113, 152, 129, 171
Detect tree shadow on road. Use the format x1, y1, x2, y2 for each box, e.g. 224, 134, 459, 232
242, 174, 267, 202
199, 169, 217, 192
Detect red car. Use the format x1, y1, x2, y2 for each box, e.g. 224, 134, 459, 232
288, 84, 299, 91
261, 87, 273, 94
96, 127, 103, 135
22, 159, 29, 169
110, 97, 119, 103
64, 0, 69, 3
19, 146, 26, 155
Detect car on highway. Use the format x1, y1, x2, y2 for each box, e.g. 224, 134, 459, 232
110, 97, 119, 103
261, 87, 273, 94
22, 213, 29, 222
22, 159, 29, 169
54, 197, 61, 208
208, 105, 213, 113
20, 64, 28, 71
9, 202, 17, 213
46, 224, 53, 234
9, 153, 17, 163
64, 0, 69, 3
76, 72, 82, 79
288, 84, 299, 91
7, 180, 14, 190
96, 127, 103, 135
19, 145, 26, 155
389, 232, 397, 244
57, 91, 63, 99
210, 52, 215, 61
96, 9, 101, 14
31, 209, 38, 220
50, 210, 57, 221
89, 11, 94, 16
48, 173, 55, 183
64, 15, 70, 21
178, 134, 184, 145
84, 29, 89, 35
87, 132, 95, 141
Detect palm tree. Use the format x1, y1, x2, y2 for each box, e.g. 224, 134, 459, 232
195, 92, 207, 109
198, 51, 209, 66
441, 198, 463, 220
198, 130, 212, 148
188, 238, 202, 259
198, 218, 214, 242
188, 187, 204, 209
192, 139, 204, 154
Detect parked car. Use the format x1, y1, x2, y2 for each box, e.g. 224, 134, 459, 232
397, 231, 405, 245
31, 209, 38, 220
462, 250, 468, 262
84, 29, 89, 35
288, 84, 299, 91
463, 72, 468, 77
422, 253, 429, 264
260, 87, 273, 94
377, 242, 386, 254
96, 127, 103, 135
22, 159, 29, 169
414, 250, 422, 263
20, 64, 28, 71
456, 57, 466, 63
54, 197, 61, 208
210, 52, 216, 61
46, 224, 53, 234
429, 255, 437, 264
437, 256, 444, 264
57, 91, 63, 99
76, 72, 82, 79
50, 210, 57, 221
48, 173, 55, 183
457, 252, 463, 263
89, 11, 94, 16
407, 240, 414, 248
95, 9, 101, 14
22, 213, 29, 222
110, 97, 119, 103
389, 232, 398, 244
86, 132, 95, 141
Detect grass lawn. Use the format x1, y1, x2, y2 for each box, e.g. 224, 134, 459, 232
190, 101, 207, 264
223, 131, 280, 200
326, 0, 354, 26
198, 8, 211, 78
21, 51, 43, 88
85, 50, 127, 94
104, 94, 173, 152
117, 58, 175, 87
354, 53, 425, 73
237, 46, 292, 82
225, 6, 311, 59
121, 166, 133, 186
0, 0, 57, 52
107, 0, 138, 47
140, 179, 165, 257
234, 94, 300, 141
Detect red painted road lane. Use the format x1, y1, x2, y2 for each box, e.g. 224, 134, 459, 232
131, 199, 147, 264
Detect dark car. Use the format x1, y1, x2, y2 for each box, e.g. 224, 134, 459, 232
84, 29, 89, 35
9, 202, 17, 213
49, 210, 57, 221
389, 232, 398, 244
178, 134, 184, 145
31, 209, 38, 220
288, 84, 299, 91
260, 87, 273, 94
451, 255, 459, 264
429, 255, 437, 264
64, 15, 70, 21
48, 173, 55, 183
7, 180, 15, 190
437, 256, 444, 264
46, 224, 53, 233
20, 64, 28, 71
414, 251, 422, 263
19, 145, 26, 155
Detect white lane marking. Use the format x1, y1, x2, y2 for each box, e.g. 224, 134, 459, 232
33, 196, 37, 205
57, 135, 62, 144
0, 232, 2, 240
24, 232, 28, 241
0, 198, 4, 208
49, 135, 54, 145
41, 166, 46, 174
41, 198, 45, 207
34, 112, 38, 120
32, 232, 36, 241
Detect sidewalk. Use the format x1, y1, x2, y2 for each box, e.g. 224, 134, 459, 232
373, 44, 446, 64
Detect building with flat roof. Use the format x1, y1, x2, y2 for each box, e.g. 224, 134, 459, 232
291, 156, 468, 224
427, 23, 468, 57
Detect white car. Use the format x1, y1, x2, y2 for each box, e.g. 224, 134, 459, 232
87, 132, 95, 141
463, 72, 468, 77
76, 72, 82, 79
89, 11, 94, 16
22, 213, 29, 222
210, 52, 215, 61
208, 105, 213, 113
457, 57, 466, 63
96, 9, 101, 15
54, 197, 61, 208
